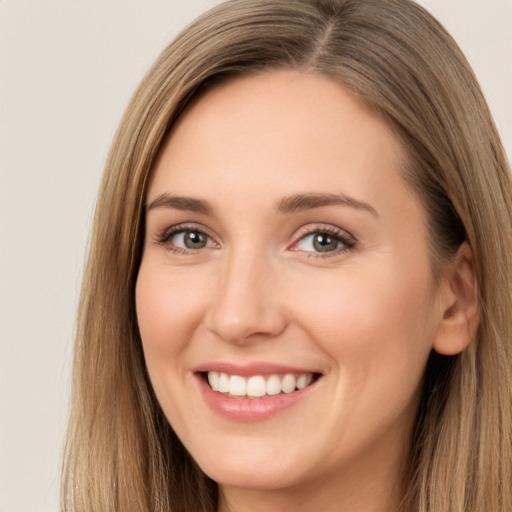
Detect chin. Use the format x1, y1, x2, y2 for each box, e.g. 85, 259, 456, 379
190, 439, 313, 491
201, 461, 305, 491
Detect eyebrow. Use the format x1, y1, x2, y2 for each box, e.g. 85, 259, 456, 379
276, 192, 378, 216
146, 191, 377, 217
146, 193, 214, 215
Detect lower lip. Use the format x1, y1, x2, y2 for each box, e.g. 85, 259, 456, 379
196, 374, 318, 422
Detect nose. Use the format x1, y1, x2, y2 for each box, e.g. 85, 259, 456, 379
203, 249, 288, 345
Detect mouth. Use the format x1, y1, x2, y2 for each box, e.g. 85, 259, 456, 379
195, 364, 323, 421
200, 371, 321, 399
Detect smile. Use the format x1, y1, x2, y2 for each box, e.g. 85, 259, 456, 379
206, 371, 315, 398
195, 364, 322, 421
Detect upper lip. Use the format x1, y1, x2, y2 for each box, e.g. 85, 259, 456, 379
193, 361, 321, 377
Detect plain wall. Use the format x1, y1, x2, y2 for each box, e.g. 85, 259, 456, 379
0, 1, 510, 511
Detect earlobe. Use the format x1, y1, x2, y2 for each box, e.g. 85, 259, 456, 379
433, 242, 480, 356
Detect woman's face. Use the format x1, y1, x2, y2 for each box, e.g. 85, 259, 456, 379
136, 71, 448, 497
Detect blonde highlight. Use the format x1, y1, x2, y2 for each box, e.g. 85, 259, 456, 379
62, 1, 512, 510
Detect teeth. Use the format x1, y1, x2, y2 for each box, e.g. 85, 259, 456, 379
229, 375, 247, 396
206, 372, 315, 397
208, 371, 220, 391
247, 376, 266, 397
219, 372, 230, 393
281, 374, 296, 393
296, 374, 312, 389
266, 375, 281, 396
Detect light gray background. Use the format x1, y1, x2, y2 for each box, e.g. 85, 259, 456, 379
1, 1, 510, 511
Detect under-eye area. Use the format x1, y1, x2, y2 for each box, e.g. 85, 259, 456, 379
200, 371, 322, 398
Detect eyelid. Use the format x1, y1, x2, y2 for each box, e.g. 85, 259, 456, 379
155, 222, 219, 251
289, 224, 357, 256
152, 221, 356, 257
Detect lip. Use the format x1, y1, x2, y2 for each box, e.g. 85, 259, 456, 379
194, 361, 320, 376
193, 362, 322, 422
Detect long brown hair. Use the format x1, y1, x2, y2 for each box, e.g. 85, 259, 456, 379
62, 1, 512, 510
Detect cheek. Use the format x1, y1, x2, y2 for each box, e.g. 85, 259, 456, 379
135, 263, 207, 360
135, 262, 212, 429
289, 261, 437, 389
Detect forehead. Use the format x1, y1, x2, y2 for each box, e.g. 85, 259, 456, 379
147, 70, 412, 219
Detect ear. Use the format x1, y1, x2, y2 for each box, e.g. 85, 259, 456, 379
433, 242, 480, 356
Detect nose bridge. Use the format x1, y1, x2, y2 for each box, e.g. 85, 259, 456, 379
205, 242, 286, 344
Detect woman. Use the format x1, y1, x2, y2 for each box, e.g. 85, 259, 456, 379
61, 0, 512, 511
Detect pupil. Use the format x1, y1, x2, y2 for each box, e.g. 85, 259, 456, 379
184, 231, 206, 248
313, 233, 337, 252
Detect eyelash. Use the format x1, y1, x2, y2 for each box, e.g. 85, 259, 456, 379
156, 223, 216, 254
291, 225, 356, 258
155, 223, 357, 258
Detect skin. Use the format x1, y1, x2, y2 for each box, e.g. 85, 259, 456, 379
136, 70, 469, 512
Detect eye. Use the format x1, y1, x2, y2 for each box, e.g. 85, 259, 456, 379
173, 230, 212, 249
158, 226, 217, 252
291, 227, 355, 255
